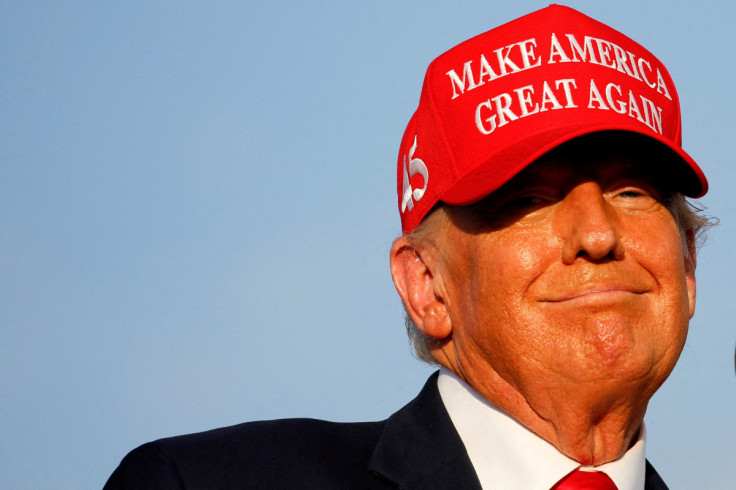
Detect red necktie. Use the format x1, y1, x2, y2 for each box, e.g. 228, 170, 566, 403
551, 469, 618, 489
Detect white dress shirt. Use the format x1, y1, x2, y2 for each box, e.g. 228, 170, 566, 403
437, 368, 646, 490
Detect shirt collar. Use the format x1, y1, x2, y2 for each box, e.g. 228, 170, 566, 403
437, 368, 646, 490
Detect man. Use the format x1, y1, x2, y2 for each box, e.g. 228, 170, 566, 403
105, 5, 710, 489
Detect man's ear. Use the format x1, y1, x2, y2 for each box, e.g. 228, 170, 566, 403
390, 236, 452, 339
685, 229, 697, 319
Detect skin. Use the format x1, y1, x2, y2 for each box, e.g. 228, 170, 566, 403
390, 147, 696, 465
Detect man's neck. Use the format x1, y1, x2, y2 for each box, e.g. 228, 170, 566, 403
435, 352, 649, 464
436, 368, 647, 490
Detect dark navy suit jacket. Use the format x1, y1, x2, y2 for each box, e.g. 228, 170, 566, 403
104, 373, 668, 489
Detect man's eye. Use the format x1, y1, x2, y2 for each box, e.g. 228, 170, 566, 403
610, 187, 662, 211
618, 190, 644, 198
614, 186, 661, 200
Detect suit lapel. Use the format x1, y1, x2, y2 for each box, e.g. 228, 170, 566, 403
644, 460, 669, 490
367, 372, 482, 489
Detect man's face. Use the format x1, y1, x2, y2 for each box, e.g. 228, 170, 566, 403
436, 143, 696, 414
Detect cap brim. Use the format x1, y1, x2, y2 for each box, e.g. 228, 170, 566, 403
441, 124, 708, 206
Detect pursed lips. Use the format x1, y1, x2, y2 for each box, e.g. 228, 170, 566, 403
541, 283, 649, 303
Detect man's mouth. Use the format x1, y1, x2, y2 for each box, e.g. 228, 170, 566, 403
542, 283, 648, 304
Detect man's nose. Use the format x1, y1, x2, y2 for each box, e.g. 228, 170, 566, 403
559, 182, 625, 264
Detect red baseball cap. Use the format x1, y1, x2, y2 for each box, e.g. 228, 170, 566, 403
397, 4, 708, 233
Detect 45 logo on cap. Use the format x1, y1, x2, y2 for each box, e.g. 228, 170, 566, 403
400, 135, 429, 213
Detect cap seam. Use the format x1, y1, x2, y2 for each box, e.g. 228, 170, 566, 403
425, 61, 461, 195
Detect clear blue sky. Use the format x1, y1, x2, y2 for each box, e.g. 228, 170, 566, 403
2, 1, 734, 488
